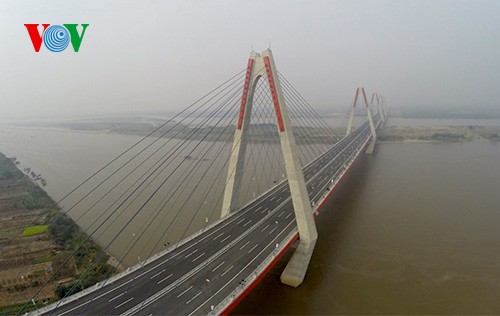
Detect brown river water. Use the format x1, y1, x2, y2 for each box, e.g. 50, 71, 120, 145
1, 120, 499, 314
234, 141, 500, 315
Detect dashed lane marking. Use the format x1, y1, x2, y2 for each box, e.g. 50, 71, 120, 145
157, 273, 174, 285
177, 286, 193, 298
184, 249, 198, 258
114, 297, 134, 309
185, 291, 203, 305
248, 244, 259, 253
239, 241, 250, 250
212, 261, 225, 272
221, 265, 234, 277
192, 252, 205, 262
150, 269, 166, 279
220, 234, 231, 243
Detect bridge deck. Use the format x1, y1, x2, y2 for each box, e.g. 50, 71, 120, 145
33, 117, 379, 316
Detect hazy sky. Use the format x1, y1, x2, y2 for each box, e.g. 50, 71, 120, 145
1, 0, 499, 119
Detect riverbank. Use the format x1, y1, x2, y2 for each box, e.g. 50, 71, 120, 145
378, 125, 500, 143
0, 152, 121, 314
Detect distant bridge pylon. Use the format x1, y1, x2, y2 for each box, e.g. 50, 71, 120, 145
346, 86, 379, 154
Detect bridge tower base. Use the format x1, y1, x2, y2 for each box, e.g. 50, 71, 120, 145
365, 139, 376, 154
280, 237, 317, 287
221, 49, 317, 288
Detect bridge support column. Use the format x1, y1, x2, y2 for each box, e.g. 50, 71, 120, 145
365, 137, 376, 154
221, 49, 317, 287
220, 52, 258, 217
380, 96, 388, 126
280, 236, 317, 287
364, 89, 378, 154
365, 90, 378, 154
345, 87, 360, 137
379, 99, 385, 123
262, 49, 317, 288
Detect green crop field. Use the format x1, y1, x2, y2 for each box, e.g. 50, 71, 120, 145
22, 225, 48, 237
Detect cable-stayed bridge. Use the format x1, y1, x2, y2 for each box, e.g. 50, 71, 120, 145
2, 49, 387, 315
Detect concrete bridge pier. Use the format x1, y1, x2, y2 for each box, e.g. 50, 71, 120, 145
365, 138, 376, 154
280, 237, 317, 287
262, 49, 318, 287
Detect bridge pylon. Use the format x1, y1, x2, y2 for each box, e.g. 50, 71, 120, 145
373, 93, 389, 126
381, 95, 389, 122
371, 92, 384, 123
346, 87, 377, 154
221, 49, 317, 287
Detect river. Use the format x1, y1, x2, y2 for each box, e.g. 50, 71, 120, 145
0, 125, 318, 267
1, 119, 499, 314
233, 141, 500, 314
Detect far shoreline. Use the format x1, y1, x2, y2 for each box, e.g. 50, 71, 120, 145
2, 117, 500, 144
378, 124, 500, 143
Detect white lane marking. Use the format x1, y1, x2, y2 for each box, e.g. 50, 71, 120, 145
239, 241, 250, 250
243, 220, 252, 227
213, 232, 224, 240
114, 297, 134, 309
261, 224, 269, 232
286, 212, 292, 219
212, 261, 225, 272
184, 249, 198, 258
134, 262, 163, 280
177, 285, 193, 298
108, 292, 124, 302
248, 244, 259, 253
208, 220, 298, 310
269, 227, 277, 235
192, 252, 205, 262
157, 273, 173, 285
149, 258, 169, 273
269, 196, 275, 201
221, 265, 234, 277
185, 291, 203, 305
256, 206, 264, 212
123, 167, 323, 313
134, 270, 149, 280
278, 211, 285, 217
261, 208, 268, 214
150, 269, 166, 279
58, 300, 91, 316
220, 234, 231, 243
276, 197, 282, 202
236, 217, 246, 225
92, 278, 134, 301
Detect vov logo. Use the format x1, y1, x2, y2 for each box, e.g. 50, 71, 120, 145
24, 24, 89, 52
